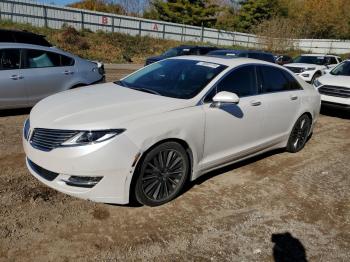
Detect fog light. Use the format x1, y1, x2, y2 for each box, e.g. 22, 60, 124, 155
63, 176, 103, 188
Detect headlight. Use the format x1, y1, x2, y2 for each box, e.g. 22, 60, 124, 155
61, 129, 125, 146
313, 79, 322, 87
304, 67, 316, 71
23, 118, 30, 141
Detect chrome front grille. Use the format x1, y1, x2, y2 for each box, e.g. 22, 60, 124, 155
318, 85, 350, 98
285, 66, 303, 73
30, 128, 79, 151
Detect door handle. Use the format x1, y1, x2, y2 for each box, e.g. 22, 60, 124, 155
290, 95, 298, 100
250, 100, 262, 106
63, 70, 73, 75
10, 75, 23, 80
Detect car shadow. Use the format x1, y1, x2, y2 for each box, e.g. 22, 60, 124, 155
184, 148, 285, 192
0, 108, 31, 117
271, 232, 308, 262
320, 106, 350, 120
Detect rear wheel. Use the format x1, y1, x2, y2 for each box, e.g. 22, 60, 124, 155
134, 142, 189, 206
287, 114, 311, 153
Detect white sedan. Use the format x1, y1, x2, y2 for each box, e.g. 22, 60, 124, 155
314, 60, 350, 109
23, 56, 321, 206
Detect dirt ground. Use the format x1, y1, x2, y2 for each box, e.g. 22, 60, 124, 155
0, 66, 349, 262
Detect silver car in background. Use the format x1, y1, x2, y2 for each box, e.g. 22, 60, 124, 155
0, 43, 105, 110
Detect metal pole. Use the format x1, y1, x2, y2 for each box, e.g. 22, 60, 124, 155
162, 24, 165, 39
81, 11, 84, 30
43, 5, 47, 28
200, 23, 204, 42
10, 2, 14, 22
111, 16, 114, 33
138, 20, 141, 36
181, 25, 184, 42
217, 30, 220, 45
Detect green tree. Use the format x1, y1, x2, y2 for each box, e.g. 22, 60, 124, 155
149, 0, 220, 27
234, 0, 282, 32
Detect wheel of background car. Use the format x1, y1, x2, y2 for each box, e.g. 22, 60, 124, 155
311, 72, 321, 84
286, 114, 311, 153
134, 142, 189, 206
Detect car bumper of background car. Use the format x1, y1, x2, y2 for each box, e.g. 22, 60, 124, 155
23, 133, 140, 204
320, 94, 350, 109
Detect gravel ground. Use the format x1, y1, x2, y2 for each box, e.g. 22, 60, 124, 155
0, 67, 349, 262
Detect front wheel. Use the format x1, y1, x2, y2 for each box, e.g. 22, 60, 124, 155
134, 142, 189, 206
286, 114, 312, 153
311, 72, 321, 84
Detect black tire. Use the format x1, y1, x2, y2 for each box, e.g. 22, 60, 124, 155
311, 72, 321, 84
286, 114, 312, 153
134, 142, 189, 206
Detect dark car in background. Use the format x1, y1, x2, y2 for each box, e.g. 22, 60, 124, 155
275, 55, 293, 65
0, 29, 52, 47
207, 49, 276, 63
145, 45, 218, 65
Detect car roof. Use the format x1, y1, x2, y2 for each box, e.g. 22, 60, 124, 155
0, 43, 74, 57
0, 28, 44, 36
301, 54, 337, 57
169, 55, 277, 67
209, 49, 273, 55
177, 45, 217, 49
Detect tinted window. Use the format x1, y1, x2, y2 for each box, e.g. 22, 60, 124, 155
61, 55, 75, 66
217, 66, 257, 97
248, 53, 259, 59
327, 57, 337, 64
330, 61, 350, 76
0, 49, 20, 70
24, 49, 61, 68
117, 59, 227, 99
237, 52, 248, 58
260, 66, 290, 93
0, 31, 16, 42
282, 70, 302, 90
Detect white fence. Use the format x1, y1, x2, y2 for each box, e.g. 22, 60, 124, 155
1, 0, 350, 54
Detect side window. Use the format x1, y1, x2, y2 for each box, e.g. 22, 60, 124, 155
0, 49, 20, 70
61, 55, 75, 66
260, 66, 290, 93
216, 66, 257, 97
248, 53, 259, 59
330, 57, 337, 64
24, 49, 61, 68
338, 57, 342, 63
282, 70, 303, 90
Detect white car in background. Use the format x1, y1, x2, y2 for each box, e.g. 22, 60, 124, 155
23, 56, 321, 206
284, 54, 341, 84
314, 60, 350, 109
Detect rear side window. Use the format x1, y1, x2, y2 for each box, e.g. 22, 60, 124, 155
0, 49, 20, 70
24, 49, 61, 68
260, 66, 290, 93
61, 55, 75, 66
282, 70, 303, 90
217, 65, 257, 97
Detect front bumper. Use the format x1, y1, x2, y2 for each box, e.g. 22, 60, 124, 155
320, 94, 350, 108
23, 133, 140, 204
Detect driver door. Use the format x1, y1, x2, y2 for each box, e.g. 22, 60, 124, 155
200, 65, 265, 171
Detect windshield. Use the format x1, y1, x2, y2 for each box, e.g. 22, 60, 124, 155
115, 59, 227, 99
293, 56, 326, 65
162, 48, 189, 57
330, 61, 350, 76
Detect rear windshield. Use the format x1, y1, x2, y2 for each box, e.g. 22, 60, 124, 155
116, 59, 227, 99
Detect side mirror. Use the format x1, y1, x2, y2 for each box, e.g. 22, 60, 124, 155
211, 91, 240, 108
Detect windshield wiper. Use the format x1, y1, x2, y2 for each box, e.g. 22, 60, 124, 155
130, 87, 161, 95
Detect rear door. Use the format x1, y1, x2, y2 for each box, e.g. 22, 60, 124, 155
21, 48, 75, 105
0, 48, 28, 109
257, 65, 303, 143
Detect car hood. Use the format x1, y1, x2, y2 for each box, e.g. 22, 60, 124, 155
318, 74, 350, 88
30, 83, 192, 130
284, 63, 324, 68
